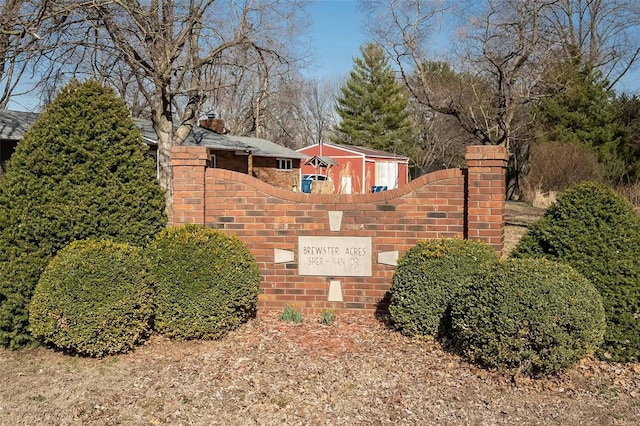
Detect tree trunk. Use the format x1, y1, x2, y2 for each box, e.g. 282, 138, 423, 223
151, 101, 175, 223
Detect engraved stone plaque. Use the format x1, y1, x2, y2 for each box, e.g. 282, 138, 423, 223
298, 236, 372, 276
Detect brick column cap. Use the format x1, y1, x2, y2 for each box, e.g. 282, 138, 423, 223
170, 145, 209, 161
170, 146, 209, 167
465, 145, 509, 162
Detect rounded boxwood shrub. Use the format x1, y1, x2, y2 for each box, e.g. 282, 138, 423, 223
450, 258, 606, 377
512, 181, 640, 362
28, 240, 155, 357
388, 238, 500, 337
144, 225, 260, 340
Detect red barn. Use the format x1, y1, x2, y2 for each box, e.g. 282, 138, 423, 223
297, 142, 410, 194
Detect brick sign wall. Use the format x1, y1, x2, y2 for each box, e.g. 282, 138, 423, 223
171, 145, 508, 316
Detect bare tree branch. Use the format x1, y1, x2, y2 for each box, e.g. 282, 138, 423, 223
39, 0, 310, 219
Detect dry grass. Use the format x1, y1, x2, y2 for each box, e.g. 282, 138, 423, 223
503, 201, 546, 257
2, 205, 639, 425
524, 142, 604, 199
503, 224, 528, 257
616, 183, 640, 211
530, 189, 557, 209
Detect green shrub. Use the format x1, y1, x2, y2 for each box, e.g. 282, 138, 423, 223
388, 239, 500, 337
145, 225, 260, 339
450, 259, 606, 377
28, 240, 155, 357
0, 255, 48, 349
512, 181, 640, 362
0, 80, 166, 348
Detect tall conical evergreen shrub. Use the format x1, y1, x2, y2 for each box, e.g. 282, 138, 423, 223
0, 80, 166, 348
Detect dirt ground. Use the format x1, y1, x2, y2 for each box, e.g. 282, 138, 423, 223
2, 203, 638, 425
503, 201, 547, 256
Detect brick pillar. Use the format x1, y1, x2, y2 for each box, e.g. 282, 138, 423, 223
465, 145, 509, 255
170, 146, 208, 226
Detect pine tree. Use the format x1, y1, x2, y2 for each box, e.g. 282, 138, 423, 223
612, 94, 640, 182
332, 43, 415, 155
0, 80, 166, 348
535, 64, 624, 181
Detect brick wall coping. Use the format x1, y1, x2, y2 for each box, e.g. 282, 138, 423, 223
204, 166, 464, 204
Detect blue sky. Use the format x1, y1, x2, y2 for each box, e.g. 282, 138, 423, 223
305, 0, 639, 94
8, 0, 367, 111
305, 0, 368, 80
7, 0, 637, 111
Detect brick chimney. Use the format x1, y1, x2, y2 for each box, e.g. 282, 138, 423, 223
199, 113, 226, 134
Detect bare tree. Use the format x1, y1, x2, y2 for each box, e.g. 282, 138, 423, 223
408, 99, 475, 175
200, 46, 309, 148
252, 72, 306, 149
404, 60, 490, 174
545, 0, 640, 89
0, 0, 63, 108
362, 0, 556, 196
200, 63, 338, 150
49, 0, 309, 218
365, 0, 552, 148
299, 78, 339, 147
199, 50, 262, 136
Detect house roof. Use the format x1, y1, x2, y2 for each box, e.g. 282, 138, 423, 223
298, 142, 410, 161
0, 110, 158, 144
0, 109, 307, 160
305, 155, 339, 168
0, 110, 39, 141
132, 118, 160, 146
186, 126, 309, 160
342, 144, 410, 160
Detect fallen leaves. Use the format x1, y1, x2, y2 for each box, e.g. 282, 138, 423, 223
1, 313, 639, 425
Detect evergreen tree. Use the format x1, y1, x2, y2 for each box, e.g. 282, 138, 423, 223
0, 80, 166, 349
612, 94, 640, 182
332, 43, 415, 155
535, 64, 624, 181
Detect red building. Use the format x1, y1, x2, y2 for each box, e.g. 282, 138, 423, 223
297, 142, 410, 194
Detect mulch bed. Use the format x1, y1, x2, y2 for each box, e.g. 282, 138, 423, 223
1, 313, 639, 425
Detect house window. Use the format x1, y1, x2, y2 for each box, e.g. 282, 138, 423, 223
207, 154, 217, 168
277, 158, 292, 170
